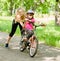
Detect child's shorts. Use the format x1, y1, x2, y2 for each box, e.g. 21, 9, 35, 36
21, 29, 34, 39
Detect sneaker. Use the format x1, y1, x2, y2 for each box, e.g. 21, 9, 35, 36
27, 46, 30, 50
5, 43, 9, 48
20, 47, 26, 52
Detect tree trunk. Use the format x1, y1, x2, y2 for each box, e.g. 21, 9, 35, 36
55, 0, 60, 25
10, 0, 13, 16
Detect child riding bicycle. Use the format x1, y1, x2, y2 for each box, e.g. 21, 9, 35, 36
20, 9, 36, 51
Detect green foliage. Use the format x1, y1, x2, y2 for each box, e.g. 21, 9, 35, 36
44, 26, 60, 47
0, 0, 55, 15
36, 23, 60, 47
0, 19, 11, 32
0, 19, 21, 35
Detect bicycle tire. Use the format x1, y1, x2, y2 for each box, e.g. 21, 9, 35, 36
29, 38, 38, 57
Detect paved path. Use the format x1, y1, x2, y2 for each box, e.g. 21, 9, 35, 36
0, 32, 60, 61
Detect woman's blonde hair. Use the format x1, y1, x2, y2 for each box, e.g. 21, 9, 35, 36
16, 8, 26, 20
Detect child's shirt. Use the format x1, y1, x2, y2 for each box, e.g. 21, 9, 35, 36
24, 18, 35, 30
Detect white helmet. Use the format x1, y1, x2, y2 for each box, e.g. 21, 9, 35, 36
27, 9, 34, 15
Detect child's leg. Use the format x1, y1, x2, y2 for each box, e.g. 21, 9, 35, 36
29, 35, 36, 48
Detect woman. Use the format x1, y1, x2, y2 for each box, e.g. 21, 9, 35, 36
5, 8, 25, 47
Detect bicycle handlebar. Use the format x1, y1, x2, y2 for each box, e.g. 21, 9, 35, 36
34, 23, 46, 28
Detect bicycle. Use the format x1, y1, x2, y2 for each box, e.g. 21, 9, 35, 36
19, 24, 46, 57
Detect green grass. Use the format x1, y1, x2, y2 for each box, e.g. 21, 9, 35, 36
0, 19, 21, 35
36, 24, 60, 47
0, 19, 60, 47
0, 44, 4, 47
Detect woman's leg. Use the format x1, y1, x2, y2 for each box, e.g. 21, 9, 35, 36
6, 36, 11, 44
5, 20, 18, 47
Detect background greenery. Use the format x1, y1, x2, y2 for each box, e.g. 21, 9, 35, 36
0, 0, 55, 16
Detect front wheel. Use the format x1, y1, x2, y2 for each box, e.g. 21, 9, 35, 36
29, 38, 38, 57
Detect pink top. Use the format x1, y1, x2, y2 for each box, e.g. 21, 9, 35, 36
24, 18, 35, 30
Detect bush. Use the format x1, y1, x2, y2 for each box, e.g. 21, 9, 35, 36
36, 24, 60, 47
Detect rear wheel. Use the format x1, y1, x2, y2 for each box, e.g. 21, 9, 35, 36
29, 38, 38, 57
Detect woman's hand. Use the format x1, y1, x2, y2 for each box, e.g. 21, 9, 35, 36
20, 21, 24, 28
15, 14, 21, 23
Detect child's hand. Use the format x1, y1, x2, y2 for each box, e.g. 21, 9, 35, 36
15, 14, 21, 22
40, 23, 46, 26
33, 26, 35, 29
28, 20, 32, 22
25, 18, 29, 21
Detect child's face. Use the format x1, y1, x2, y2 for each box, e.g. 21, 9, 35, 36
27, 13, 33, 19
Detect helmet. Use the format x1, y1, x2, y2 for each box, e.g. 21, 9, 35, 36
27, 9, 34, 15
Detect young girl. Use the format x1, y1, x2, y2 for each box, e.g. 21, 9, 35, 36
20, 10, 36, 51
5, 8, 25, 47
24, 9, 35, 39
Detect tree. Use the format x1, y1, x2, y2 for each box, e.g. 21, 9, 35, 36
55, 0, 60, 25
0, 0, 55, 16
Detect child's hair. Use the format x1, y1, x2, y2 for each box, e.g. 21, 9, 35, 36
16, 8, 26, 20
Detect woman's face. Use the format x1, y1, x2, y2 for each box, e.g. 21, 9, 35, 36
16, 8, 25, 20
16, 8, 25, 16
18, 10, 24, 15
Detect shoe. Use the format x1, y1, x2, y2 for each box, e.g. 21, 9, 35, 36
5, 43, 9, 48
20, 41, 26, 52
20, 47, 26, 52
27, 46, 30, 50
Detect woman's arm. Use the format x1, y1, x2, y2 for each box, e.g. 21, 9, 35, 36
20, 21, 24, 28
